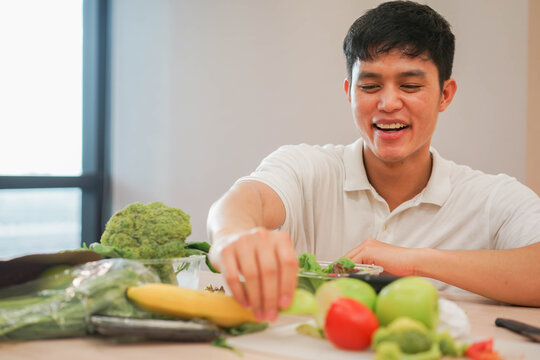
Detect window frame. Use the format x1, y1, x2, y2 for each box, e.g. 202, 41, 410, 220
0, 0, 111, 247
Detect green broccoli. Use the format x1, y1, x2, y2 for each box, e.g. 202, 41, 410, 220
91, 202, 191, 283
436, 331, 467, 357
99, 202, 191, 259
375, 341, 442, 360
372, 317, 435, 354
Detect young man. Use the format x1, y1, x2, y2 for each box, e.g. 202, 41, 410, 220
207, 1, 540, 321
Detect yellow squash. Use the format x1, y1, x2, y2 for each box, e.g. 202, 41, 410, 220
126, 283, 258, 327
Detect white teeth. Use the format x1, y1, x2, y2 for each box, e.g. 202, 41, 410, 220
376, 123, 407, 130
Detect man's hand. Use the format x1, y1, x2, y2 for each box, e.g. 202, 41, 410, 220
209, 227, 299, 322
347, 239, 540, 307
344, 238, 420, 276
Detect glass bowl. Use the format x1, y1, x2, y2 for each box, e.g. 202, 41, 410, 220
138, 255, 204, 289
297, 262, 384, 293
309, 261, 383, 277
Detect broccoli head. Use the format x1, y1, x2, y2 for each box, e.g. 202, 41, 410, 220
372, 317, 435, 354
100, 202, 191, 259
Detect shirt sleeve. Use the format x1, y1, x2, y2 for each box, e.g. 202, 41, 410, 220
488, 175, 540, 249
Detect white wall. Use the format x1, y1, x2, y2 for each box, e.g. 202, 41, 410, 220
110, 0, 529, 241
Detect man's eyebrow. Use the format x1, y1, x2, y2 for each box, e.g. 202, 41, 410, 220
357, 69, 427, 80
358, 71, 382, 80
397, 69, 426, 78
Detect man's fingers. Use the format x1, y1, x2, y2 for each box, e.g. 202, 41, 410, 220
344, 245, 363, 260
343, 248, 357, 259
220, 247, 248, 308
344, 238, 379, 262
275, 233, 298, 309
236, 239, 264, 319
255, 237, 279, 321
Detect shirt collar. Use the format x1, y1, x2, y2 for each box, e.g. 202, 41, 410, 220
343, 139, 451, 207
422, 147, 451, 206
343, 139, 372, 191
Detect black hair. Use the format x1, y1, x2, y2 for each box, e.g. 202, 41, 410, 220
343, 1, 455, 89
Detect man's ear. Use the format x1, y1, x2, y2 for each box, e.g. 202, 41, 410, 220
439, 78, 457, 112
344, 78, 351, 103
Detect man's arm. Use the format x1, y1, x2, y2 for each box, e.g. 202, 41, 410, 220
207, 180, 298, 321
346, 239, 540, 307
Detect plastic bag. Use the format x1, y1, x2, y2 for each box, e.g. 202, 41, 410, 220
0, 259, 160, 341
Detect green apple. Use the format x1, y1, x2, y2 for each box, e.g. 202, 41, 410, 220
375, 276, 439, 329
281, 288, 319, 315
314, 278, 377, 328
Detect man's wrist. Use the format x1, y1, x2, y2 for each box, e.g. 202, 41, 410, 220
411, 247, 440, 277
212, 226, 256, 244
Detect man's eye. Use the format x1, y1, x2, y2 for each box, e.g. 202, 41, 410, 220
358, 84, 380, 92
401, 84, 422, 91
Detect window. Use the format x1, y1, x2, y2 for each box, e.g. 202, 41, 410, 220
0, 0, 110, 259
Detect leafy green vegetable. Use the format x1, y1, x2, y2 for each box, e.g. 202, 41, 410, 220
321, 257, 355, 274
211, 323, 268, 356
82, 242, 126, 258
298, 253, 322, 273
222, 322, 269, 336
184, 241, 220, 273
184, 241, 210, 253
211, 336, 243, 356
297, 253, 357, 293
0, 259, 159, 341
297, 253, 325, 293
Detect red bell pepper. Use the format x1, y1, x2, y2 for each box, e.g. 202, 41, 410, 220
465, 338, 503, 360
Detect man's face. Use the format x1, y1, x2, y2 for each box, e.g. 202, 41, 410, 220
345, 49, 456, 167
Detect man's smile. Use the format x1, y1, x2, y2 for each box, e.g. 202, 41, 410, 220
373, 122, 409, 132
372, 118, 410, 141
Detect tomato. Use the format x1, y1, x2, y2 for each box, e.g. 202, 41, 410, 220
465, 338, 502, 360
324, 297, 379, 350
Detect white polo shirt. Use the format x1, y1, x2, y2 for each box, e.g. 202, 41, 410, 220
238, 139, 540, 262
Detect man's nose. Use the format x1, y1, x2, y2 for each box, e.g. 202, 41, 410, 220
377, 86, 403, 112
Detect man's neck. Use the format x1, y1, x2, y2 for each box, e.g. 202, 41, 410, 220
363, 147, 433, 212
